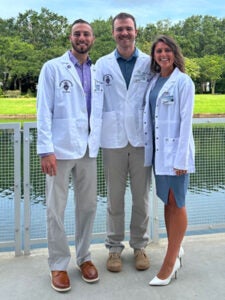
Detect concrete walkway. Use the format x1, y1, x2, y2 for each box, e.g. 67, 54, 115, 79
1, 233, 225, 300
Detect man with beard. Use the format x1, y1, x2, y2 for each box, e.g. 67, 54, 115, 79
37, 19, 103, 292
94, 13, 152, 273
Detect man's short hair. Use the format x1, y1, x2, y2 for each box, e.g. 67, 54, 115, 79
112, 12, 136, 30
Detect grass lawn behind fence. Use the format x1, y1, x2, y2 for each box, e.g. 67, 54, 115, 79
194, 94, 225, 114
0, 94, 225, 117
0, 98, 36, 115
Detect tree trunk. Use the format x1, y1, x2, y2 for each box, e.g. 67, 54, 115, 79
13, 77, 17, 90
18, 79, 22, 92
211, 80, 216, 94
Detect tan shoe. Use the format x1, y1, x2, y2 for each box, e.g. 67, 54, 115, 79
134, 249, 150, 270
106, 253, 122, 272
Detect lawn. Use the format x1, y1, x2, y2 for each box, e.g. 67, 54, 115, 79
194, 94, 225, 114
0, 97, 36, 115
0, 94, 225, 116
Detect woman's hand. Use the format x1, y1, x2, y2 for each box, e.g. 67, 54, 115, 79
174, 168, 187, 176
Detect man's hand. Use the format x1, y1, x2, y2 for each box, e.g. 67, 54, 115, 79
41, 154, 57, 176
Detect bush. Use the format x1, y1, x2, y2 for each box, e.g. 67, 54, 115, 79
4, 90, 21, 98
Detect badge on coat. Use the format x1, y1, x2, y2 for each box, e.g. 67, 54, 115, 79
59, 80, 73, 93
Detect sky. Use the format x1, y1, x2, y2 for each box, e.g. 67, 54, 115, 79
0, 0, 225, 26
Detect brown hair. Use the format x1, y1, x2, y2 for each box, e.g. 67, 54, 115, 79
71, 19, 94, 34
112, 12, 137, 30
150, 35, 185, 73
71, 19, 92, 27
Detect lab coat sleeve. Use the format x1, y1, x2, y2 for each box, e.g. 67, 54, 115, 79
36, 62, 55, 154
174, 76, 195, 170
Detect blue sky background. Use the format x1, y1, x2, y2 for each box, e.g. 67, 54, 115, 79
0, 0, 225, 26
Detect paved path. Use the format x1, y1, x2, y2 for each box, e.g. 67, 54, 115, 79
1, 233, 225, 300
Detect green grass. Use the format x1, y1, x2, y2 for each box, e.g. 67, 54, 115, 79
194, 94, 225, 114
0, 94, 225, 117
0, 97, 36, 115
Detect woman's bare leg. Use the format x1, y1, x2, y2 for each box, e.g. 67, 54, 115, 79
157, 189, 187, 279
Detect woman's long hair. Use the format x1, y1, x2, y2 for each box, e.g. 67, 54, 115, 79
150, 35, 185, 73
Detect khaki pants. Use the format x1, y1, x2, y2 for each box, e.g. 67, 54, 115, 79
103, 143, 151, 253
46, 152, 97, 270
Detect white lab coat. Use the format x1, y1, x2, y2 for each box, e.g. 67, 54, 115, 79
143, 67, 195, 175
37, 52, 104, 159
94, 49, 151, 148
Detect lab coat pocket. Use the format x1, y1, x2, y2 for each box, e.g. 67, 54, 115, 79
163, 137, 179, 167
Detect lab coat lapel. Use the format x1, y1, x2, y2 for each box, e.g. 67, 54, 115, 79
157, 68, 179, 99
60, 52, 84, 90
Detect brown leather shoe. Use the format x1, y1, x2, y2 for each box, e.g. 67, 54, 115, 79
79, 261, 99, 283
50, 271, 71, 292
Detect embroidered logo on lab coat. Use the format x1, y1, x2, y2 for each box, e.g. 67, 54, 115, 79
103, 74, 113, 86
59, 80, 73, 93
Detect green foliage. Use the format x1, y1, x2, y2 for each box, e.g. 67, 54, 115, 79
90, 18, 115, 63
1, 10, 225, 94
184, 57, 200, 80
15, 8, 69, 50
197, 55, 225, 94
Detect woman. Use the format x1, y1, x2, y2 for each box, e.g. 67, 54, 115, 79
143, 35, 195, 286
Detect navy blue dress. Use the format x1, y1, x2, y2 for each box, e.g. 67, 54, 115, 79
149, 76, 189, 208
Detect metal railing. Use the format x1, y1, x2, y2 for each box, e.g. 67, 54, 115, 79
0, 123, 22, 255
0, 119, 225, 255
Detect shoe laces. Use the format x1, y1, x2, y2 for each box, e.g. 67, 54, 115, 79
135, 249, 147, 258
109, 253, 121, 260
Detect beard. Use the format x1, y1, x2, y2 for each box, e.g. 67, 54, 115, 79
71, 41, 92, 54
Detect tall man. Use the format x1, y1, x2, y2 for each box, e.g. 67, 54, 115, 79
37, 19, 103, 292
95, 12, 152, 272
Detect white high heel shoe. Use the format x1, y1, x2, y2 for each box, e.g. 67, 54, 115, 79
178, 246, 184, 266
149, 258, 181, 286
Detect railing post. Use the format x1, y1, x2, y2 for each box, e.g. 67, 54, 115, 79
14, 124, 22, 256
23, 123, 36, 255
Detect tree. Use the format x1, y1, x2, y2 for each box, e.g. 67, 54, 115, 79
90, 18, 115, 62
5, 37, 36, 91
0, 17, 17, 37
200, 16, 225, 56
1, 10, 225, 94
184, 57, 200, 80
138, 23, 158, 44
0, 36, 11, 90
176, 15, 204, 58
138, 41, 152, 55
197, 55, 225, 94
15, 7, 69, 50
